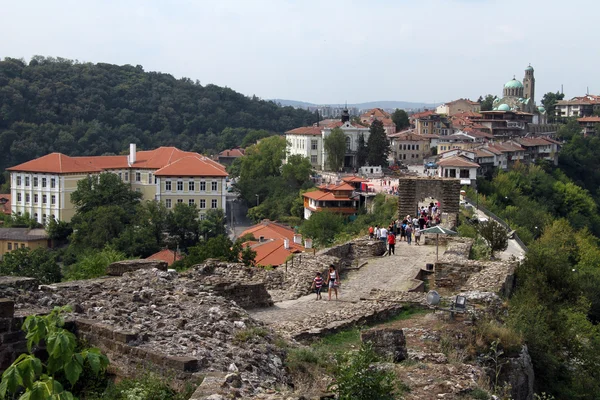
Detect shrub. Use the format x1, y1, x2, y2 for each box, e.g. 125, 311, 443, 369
476, 320, 523, 355
234, 327, 269, 343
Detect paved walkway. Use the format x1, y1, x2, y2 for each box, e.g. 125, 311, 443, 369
250, 241, 440, 324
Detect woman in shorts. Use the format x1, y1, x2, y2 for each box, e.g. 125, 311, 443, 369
326, 264, 339, 301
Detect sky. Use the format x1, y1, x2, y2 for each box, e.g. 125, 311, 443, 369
0, 0, 598, 105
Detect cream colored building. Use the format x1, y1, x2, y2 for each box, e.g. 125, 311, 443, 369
387, 130, 431, 163
8, 145, 227, 223
0, 228, 49, 260
436, 99, 481, 116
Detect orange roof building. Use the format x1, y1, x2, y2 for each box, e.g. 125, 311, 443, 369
302, 183, 358, 219
146, 249, 183, 266
239, 220, 305, 267
7, 144, 228, 223
0, 194, 11, 216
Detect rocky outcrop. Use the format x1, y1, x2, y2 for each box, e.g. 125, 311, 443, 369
107, 259, 168, 276
361, 327, 408, 362
501, 345, 535, 400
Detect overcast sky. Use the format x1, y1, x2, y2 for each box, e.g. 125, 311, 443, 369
1, 0, 597, 105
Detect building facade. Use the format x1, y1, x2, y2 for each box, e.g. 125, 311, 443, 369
8, 145, 228, 224
0, 228, 49, 260
556, 95, 600, 118
302, 183, 358, 219
387, 131, 431, 164
435, 99, 480, 116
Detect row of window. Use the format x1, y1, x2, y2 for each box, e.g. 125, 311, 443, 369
6, 242, 26, 251
16, 193, 56, 205
164, 198, 218, 209
164, 181, 218, 192
15, 176, 57, 188
399, 144, 420, 151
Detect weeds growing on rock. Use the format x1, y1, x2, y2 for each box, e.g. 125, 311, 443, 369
233, 327, 269, 343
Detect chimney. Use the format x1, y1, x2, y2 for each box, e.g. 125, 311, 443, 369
284, 238, 290, 249
259, 236, 265, 243
293, 234, 302, 244
304, 239, 313, 249
129, 143, 137, 165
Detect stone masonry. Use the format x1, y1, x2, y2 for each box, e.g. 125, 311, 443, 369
397, 176, 461, 225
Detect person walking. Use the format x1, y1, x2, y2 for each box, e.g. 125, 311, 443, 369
374, 225, 380, 240
311, 272, 324, 300
406, 224, 413, 245
387, 231, 396, 256
368, 225, 374, 239
414, 227, 421, 245
379, 225, 388, 242
326, 264, 339, 301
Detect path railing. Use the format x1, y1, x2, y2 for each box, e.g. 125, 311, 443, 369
464, 197, 528, 253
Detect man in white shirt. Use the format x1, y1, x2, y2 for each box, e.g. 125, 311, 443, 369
374, 225, 381, 239
379, 226, 388, 242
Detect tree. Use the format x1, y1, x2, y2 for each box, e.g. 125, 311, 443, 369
541, 91, 565, 121
0, 247, 61, 284
46, 217, 72, 242
240, 245, 257, 267
0, 306, 109, 400
239, 136, 287, 181
70, 205, 130, 250
477, 221, 508, 258
199, 208, 227, 239
300, 210, 345, 247
479, 94, 496, 111
356, 133, 368, 168
181, 235, 240, 269
323, 127, 346, 171
70, 173, 142, 215
282, 154, 313, 188
366, 120, 390, 167
166, 203, 201, 250
63, 247, 126, 281
391, 109, 409, 132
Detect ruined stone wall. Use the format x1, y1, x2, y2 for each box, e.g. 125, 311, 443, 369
107, 259, 168, 276
210, 282, 273, 309
0, 299, 27, 373
397, 177, 461, 222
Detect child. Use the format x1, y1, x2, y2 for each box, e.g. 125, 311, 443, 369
311, 272, 324, 300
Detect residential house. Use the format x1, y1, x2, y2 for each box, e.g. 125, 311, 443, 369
145, 249, 183, 267
577, 116, 600, 136
483, 142, 526, 169
341, 176, 369, 191
0, 228, 49, 260
7, 145, 228, 223
473, 148, 501, 177
216, 148, 245, 166
302, 183, 358, 219
477, 110, 533, 139
239, 220, 305, 267
435, 150, 479, 185
556, 95, 600, 118
360, 108, 396, 135
436, 130, 494, 153
387, 130, 431, 164
0, 195, 10, 216
436, 99, 481, 116
515, 137, 561, 165
414, 113, 453, 136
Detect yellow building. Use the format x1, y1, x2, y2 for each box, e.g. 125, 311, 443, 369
7, 145, 228, 223
0, 228, 49, 260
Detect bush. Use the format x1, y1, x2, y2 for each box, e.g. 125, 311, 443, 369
476, 320, 523, 355
233, 327, 269, 344
0, 247, 61, 283
89, 373, 195, 400
63, 246, 127, 281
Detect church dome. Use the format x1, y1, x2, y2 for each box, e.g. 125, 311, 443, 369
538, 106, 546, 113
498, 104, 511, 111
525, 65, 534, 71
504, 79, 523, 89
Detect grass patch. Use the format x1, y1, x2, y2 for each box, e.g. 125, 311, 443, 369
233, 327, 269, 344
315, 328, 362, 354
475, 320, 523, 356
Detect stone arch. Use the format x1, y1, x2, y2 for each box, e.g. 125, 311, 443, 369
397, 177, 461, 226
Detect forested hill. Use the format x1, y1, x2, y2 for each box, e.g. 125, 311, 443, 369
0, 56, 316, 174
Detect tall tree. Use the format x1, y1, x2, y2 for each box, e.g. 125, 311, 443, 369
0, 247, 61, 284
391, 109, 409, 132
70, 172, 142, 214
541, 91, 565, 121
477, 221, 508, 258
366, 120, 390, 167
323, 127, 346, 171
282, 154, 313, 188
167, 203, 201, 250
479, 94, 495, 111
356, 133, 368, 168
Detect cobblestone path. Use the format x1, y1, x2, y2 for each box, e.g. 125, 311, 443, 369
250, 241, 441, 325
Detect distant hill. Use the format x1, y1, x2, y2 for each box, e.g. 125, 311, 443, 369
271, 99, 439, 111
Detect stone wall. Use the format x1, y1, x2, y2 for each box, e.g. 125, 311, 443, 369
210, 282, 273, 309
0, 299, 27, 373
107, 259, 168, 276
397, 177, 461, 222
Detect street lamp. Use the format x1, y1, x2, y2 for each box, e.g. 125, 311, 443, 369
255, 194, 259, 207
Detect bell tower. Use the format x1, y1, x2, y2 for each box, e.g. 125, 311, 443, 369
523, 64, 535, 104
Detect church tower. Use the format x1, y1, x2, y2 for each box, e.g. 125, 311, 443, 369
523, 65, 535, 104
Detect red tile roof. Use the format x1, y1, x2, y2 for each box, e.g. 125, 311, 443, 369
342, 176, 369, 183
240, 220, 297, 243
360, 108, 391, 119
244, 239, 302, 267
516, 137, 555, 147
0, 194, 11, 215
303, 190, 353, 202
285, 126, 323, 136
578, 116, 600, 123
453, 111, 482, 119
154, 155, 228, 177
8, 153, 103, 174
410, 110, 435, 120
437, 156, 480, 168
218, 148, 245, 158
146, 249, 183, 266
317, 182, 355, 192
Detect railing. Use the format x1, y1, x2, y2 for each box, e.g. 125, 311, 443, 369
464, 197, 528, 252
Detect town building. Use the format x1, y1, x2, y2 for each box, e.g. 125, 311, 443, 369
0, 195, 10, 216
145, 249, 183, 267
285, 110, 371, 170
239, 220, 305, 267
413, 113, 453, 136
556, 95, 600, 118
7, 145, 228, 224
577, 116, 600, 136
435, 99, 480, 116
387, 130, 431, 164
302, 182, 358, 219
514, 137, 560, 165
0, 228, 49, 260
436, 130, 493, 153
435, 150, 479, 186
359, 108, 396, 135
216, 148, 245, 166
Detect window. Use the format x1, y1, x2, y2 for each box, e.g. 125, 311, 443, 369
165, 199, 172, 209
51, 195, 56, 205
33, 177, 38, 187
416, 145, 419, 150
7, 243, 12, 251
148, 173, 153, 184
25, 177, 30, 186
25, 194, 30, 203
34, 194, 38, 204
42, 178, 47, 188
17, 193, 22, 202
118, 172, 122, 180
460, 169, 470, 179
423, 122, 429, 127
42, 214, 46, 225
177, 199, 183, 204
211, 199, 218, 209
211, 181, 218, 191
411, 154, 414, 158
165, 181, 172, 191
310, 155, 318, 163
21, 244, 25, 249
51, 178, 56, 188
416, 154, 419, 158
124, 172, 129, 181
199, 214, 206, 221
200, 199, 206, 209
34, 213, 38, 221
200, 181, 206, 191
311, 140, 318, 150
135, 172, 141, 182
188, 181, 195, 191
188, 199, 195, 206
16, 176, 21, 186
177, 181, 183, 191
345, 136, 351, 151
412, 145, 415, 150
424, 129, 428, 134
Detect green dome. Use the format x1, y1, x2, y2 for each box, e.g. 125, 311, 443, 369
498, 104, 511, 111
504, 79, 523, 89
538, 106, 546, 113
525, 65, 534, 71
